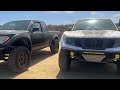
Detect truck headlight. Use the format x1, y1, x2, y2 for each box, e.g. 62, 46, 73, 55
61, 34, 78, 46
61, 34, 68, 47
61, 34, 66, 43
66, 38, 76, 46
0, 36, 9, 44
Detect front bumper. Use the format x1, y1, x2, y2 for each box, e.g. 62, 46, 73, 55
61, 45, 120, 63
0, 45, 9, 51
0, 47, 7, 60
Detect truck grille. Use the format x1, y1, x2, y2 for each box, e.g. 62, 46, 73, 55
83, 38, 103, 49
66, 38, 115, 50
82, 38, 115, 50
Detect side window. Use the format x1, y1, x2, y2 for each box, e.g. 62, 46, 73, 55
40, 22, 48, 32
32, 23, 42, 31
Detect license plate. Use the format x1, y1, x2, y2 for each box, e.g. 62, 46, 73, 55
83, 52, 104, 55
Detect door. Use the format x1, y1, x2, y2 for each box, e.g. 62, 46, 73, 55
40, 21, 49, 45
31, 22, 44, 45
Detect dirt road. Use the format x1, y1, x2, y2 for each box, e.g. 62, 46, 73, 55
0, 47, 120, 79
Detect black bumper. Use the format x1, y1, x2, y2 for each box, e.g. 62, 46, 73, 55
61, 48, 119, 63
0, 45, 9, 52
0, 45, 10, 59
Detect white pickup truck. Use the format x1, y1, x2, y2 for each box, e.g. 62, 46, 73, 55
59, 19, 120, 73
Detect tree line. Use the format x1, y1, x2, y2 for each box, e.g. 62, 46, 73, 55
0, 24, 74, 34
0, 23, 119, 33
47, 24, 74, 33
47, 23, 119, 33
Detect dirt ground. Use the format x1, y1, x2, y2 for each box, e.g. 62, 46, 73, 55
0, 47, 120, 79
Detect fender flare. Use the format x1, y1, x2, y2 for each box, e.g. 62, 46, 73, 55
49, 34, 59, 45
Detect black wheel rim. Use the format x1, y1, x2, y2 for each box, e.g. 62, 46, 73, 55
18, 52, 28, 67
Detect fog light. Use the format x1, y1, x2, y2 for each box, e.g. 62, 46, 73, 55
115, 54, 120, 59
70, 52, 74, 57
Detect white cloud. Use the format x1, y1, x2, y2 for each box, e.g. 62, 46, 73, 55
63, 11, 76, 14
47, 11, 59, 13
112, 14, 120, 18
90, 11, 104, 17
91, 12, 97, 15
48, 11, 76, 14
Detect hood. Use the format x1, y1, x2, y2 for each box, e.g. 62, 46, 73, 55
0, 30, 29, 35
63, 30, 120, 38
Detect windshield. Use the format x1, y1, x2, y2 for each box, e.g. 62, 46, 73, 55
0, 20, 31, 30
73, 19, 117, 30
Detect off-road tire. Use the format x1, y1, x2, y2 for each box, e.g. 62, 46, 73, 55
117, 61, 120, 74
50, 39, 59, 54
8, 46, 31, 73
59, 49, 71, 71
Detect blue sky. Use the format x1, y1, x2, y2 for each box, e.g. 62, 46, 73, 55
0, 11, 120, 25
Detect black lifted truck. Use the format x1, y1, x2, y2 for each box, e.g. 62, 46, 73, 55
0, 20, 61, 73
59, 19, 120, 73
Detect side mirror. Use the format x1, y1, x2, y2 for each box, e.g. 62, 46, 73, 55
68, 27, 72, 31
32, 28, 39, 32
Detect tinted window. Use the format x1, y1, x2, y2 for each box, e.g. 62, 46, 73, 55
32, 23, 42, 31
73, 19, 117, 30
40, 21, 48, 32
0, 20, 31, 30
